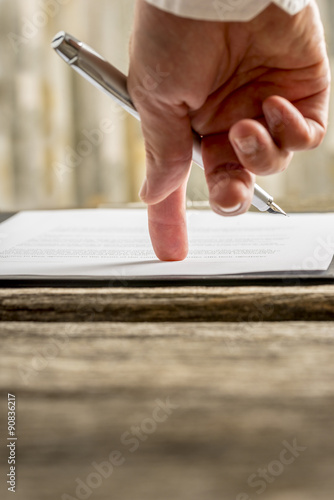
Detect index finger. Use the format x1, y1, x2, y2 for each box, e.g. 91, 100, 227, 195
147, 181, 189, 261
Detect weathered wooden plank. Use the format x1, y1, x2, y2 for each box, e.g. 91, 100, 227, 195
1, 319, 334, 339
1, 286, 334, 322
3, 395, 334, 500
1, 321, 334, 395
1, 321, 334, 499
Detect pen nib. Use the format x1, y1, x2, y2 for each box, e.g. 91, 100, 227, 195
267, 202, 287, 216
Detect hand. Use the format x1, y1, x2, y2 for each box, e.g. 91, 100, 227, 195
128, 0, 330, 260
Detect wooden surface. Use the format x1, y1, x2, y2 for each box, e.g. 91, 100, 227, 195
1, 287, 334, 499
1, 285, 334, 322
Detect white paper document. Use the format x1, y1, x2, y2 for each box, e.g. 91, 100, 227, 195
0, 209, 334, 280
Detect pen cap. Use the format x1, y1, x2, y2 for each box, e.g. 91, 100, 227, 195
52, 31, 82, 64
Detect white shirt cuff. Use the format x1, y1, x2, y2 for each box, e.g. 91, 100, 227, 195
145, 0, 311, 21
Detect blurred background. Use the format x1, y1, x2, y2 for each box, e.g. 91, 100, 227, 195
0, 0, 333, 212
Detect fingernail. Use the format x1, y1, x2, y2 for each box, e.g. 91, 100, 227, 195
139, 178, 148, 200
266, 107, 283, 130
234, 136, 259, 156
211, 202, 242, 216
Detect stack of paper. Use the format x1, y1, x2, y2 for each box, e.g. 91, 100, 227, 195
0, 209, 333, 281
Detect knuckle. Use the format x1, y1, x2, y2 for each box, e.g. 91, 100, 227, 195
146, 148, 192, 174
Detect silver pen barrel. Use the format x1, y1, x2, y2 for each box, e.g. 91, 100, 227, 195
52, 31, 137, 119
52, 31, 286, 216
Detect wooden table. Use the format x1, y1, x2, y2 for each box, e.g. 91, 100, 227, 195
1, 285, 334, 500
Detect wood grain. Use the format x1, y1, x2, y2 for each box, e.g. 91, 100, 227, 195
1, 286, 334, 322
1, 321, 334, 500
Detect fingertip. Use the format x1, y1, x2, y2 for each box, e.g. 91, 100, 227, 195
201, 133, 255, 213
147, 184, 188, 261
262, 96, 294, 135
262, 95, 326, 151
210, 201, 244, 217
229, 119, 266, 154
229, 119, 292, 175
149, 218, 188, 261
207, 166, 254, 216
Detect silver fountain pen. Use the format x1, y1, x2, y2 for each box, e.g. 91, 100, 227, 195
52, 31, 286, 216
